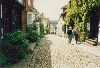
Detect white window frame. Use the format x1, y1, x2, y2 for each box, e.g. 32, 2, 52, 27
98, 19, 100, 42
1, 4, 2, 18
27, 12, 34, 25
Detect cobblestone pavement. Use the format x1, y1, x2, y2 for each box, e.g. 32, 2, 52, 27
12, 34, 100, 68
28, 37, 52, 68
12, 37, 52, 68
46, 34, 100, 68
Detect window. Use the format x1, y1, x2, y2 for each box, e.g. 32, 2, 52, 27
0, 4, 2, 18
27, 14, 32, 24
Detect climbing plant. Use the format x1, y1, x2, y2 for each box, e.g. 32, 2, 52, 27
66, 0, 100, 41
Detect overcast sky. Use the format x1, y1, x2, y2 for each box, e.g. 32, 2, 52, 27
33, 0, 69, 21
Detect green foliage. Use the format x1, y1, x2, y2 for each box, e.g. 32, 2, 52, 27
39, 23, 45, 38
45, 27, 50, 34
26, 24, 39, 42
0, 53, 7, 66
85, 32, 89, 40
27, 23, 37, 31
79, 32, 85, 41
79, 32, 89, 41
26, 31, 39, 43
66, 0, 100, 25
78, 22, 84, 32
66, 0, 100, 40
0, 31, 29, 64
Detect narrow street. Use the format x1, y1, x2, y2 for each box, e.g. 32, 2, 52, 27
46, 35, 100, 68
12, 34, 100, 68
1, 0, 100, 68
12, 35, 100, 68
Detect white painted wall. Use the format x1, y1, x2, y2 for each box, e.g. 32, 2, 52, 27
98, 20, 100, 42
98, 28, 100, 42
56, 18, 64, 36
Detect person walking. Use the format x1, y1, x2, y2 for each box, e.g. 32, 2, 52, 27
73, 27, 79, 44
67, 26, 73, 45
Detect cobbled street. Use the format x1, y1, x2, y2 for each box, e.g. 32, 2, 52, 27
13, 34, 100, 68
46, 35, 100, 68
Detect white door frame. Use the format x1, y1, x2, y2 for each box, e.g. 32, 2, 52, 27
98, 18, 100, 43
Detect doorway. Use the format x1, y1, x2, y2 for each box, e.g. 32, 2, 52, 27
89, 6, 100, 44
89, 9, 99, 40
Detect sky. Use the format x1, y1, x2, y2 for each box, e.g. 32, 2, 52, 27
33, 0, 69, 21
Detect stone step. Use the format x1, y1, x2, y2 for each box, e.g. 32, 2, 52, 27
84, 39, 98, 46
83, 42, 92, 46
85, 40, 96, 45
88, 39, 97, 43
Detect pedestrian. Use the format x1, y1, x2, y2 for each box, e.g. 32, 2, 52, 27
67, 26, 73, 45
73, 27, 79, 44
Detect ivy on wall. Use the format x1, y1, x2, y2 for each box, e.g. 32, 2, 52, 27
66, 0, 100, 41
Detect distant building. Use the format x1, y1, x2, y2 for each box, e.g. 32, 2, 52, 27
50, 21, 58, 34
56, 5, 67, 37
56, 18, 65, 37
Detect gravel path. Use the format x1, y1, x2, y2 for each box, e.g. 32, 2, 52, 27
12, 37, 52, 68
46, 34, 100, 68
12, 34, 100, 68
28, 37, 52, 68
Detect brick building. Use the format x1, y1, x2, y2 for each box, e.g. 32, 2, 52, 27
22, 0, 39, 31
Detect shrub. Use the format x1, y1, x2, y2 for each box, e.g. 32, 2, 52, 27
39, 23, 44, 38
0, 31, 29, 64
0, 53, 7, 66
26, 25, 39, 42
26, 30, 39, 42
45, 27, 50, 34
85, 31, 89, 40
79, 32, 85, 41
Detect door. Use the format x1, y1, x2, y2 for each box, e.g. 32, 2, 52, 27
90, 10, 99, 39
